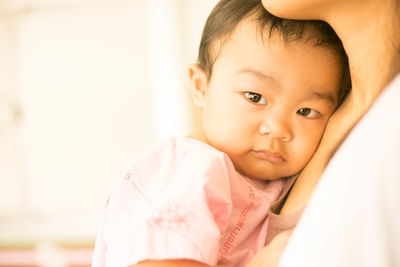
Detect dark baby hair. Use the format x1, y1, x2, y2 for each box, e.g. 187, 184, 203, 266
197, 0, 351, 105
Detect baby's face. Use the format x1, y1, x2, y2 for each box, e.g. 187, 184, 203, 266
192, 20, 342, 180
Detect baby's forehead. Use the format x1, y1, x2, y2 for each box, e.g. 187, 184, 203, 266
234, 15, 333, 45
211, 16, 343, 64
211, 18, 342, 66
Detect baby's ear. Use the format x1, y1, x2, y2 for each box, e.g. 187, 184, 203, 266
188, 64, 208, 107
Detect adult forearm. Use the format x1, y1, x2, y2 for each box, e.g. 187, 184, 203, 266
132, 260, 228, 267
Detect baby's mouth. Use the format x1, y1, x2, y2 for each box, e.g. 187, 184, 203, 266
251, 150, 285, 164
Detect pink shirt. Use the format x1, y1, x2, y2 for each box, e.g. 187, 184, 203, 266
92, 137, 286, 267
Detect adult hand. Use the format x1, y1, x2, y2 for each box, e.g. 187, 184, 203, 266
245, 230, 293, 267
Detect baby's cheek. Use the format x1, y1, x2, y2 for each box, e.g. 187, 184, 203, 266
291, 137, 320, 170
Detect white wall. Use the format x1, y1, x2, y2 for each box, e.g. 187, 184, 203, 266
0, 0, 218, 247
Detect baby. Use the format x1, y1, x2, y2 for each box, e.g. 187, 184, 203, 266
92, 0, 350, 266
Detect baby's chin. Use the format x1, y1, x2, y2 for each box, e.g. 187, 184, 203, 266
236, 166, 294, 181
230, 156, 300, 180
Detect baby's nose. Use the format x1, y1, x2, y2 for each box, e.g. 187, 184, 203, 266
258, 114, 292, 142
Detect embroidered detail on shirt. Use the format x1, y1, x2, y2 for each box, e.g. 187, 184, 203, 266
124, 172, 132, 180
218, 185, 256, 263
105, 194, 111, 208
147, 203, 195, 231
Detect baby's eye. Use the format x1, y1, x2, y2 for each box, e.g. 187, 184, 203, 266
244, 92, 267, 104
297, 108, 321, 119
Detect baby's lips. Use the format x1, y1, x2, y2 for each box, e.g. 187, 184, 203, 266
252, 150, 285, 164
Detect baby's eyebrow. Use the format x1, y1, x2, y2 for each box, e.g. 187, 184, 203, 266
308, 90, 337, 105
235, 68, 279, 85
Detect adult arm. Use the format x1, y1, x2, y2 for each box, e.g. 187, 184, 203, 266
131, 260, 216, 267
245, 230, 293, 267
130, 230, 292, 267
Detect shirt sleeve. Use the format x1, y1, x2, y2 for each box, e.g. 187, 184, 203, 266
100, 140, 235, 267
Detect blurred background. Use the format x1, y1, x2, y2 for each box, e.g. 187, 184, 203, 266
0, 0, 217, 266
